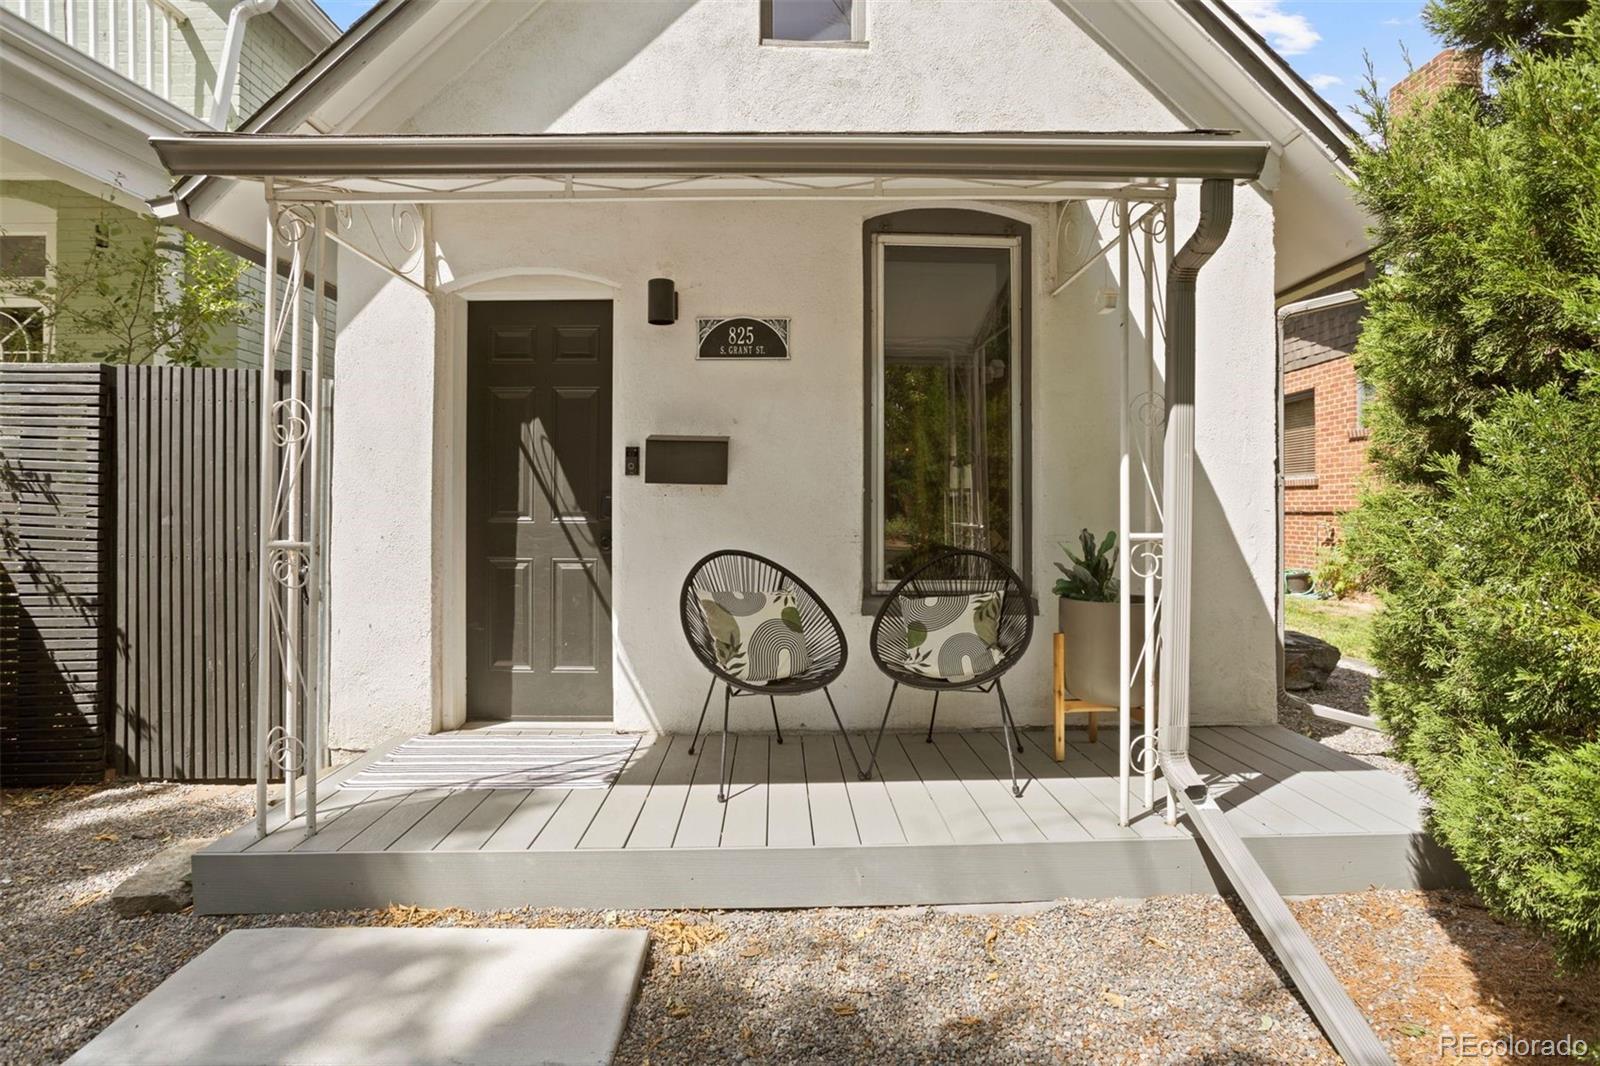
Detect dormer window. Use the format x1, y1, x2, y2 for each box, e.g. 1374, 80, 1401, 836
761, 0, 864, 44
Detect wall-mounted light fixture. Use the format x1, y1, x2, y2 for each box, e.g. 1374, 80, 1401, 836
647, 278, 678, 325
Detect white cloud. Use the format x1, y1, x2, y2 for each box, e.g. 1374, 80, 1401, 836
1308, 73, 1343, 89
1231, 0, 1321, 56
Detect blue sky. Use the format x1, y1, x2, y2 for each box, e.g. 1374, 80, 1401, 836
316, 0, 1443, 132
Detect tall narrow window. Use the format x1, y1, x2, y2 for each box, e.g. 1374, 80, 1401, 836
1, 231, 51, 363
762, 0, 860, 42
872, 235, 1021, 589
1283, 390, 1316, 480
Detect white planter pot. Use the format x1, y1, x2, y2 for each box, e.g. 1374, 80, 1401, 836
1057, 597, 1145, 708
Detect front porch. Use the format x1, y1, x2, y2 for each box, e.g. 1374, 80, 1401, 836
193, 723, 1457, 915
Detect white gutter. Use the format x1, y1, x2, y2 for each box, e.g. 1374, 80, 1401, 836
209, 0, 281, 129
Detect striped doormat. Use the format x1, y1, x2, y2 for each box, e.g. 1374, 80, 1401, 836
340, 734, 639, 791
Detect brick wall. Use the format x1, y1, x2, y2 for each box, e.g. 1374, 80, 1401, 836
1282, 283, 1369, 570
1388, 49, 1482, 116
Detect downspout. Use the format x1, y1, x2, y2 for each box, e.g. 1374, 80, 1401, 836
208, 0, 280, 129
1158, 181, 1392, 1065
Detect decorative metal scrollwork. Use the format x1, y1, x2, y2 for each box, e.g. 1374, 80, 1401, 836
269, 545, 308, 589
1130, 730, 1159, 775
273, 203, 319, 246
1130, 541, 1164, 581
1130, 390, 1167, 428
266, 726, 306, 775
271, 397, 311, 447
1136, 205, 1170, 244
336, 202, 423, 276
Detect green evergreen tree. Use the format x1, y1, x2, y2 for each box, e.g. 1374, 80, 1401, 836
1344, 3, 1600, 967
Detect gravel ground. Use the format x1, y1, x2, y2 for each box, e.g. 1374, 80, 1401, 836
4, 783, 1596, 1065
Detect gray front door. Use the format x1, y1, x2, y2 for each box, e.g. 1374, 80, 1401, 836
466, 300, 613, 720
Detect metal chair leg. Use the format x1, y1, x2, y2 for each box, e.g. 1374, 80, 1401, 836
925, 691, 940, 743
688, 676, 715, 755
823, 687, 869, 780
717, 683, 731, 803
857, 681, 898, 781
995, 678, 1024, 797
770, 695, 783, 744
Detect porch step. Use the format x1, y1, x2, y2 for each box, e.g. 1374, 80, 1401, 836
65, 928, 649, 1066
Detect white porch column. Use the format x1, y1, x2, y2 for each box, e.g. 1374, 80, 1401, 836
329, 252, 439, 753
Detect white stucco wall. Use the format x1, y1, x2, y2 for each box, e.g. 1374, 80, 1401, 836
329, 255, 440, 751
371, 0, 1182, 135
325, 0, 1281, 745
327, 193, 1278, 741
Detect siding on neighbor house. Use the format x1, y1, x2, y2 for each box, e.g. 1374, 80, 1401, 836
164, 0, 318, 124
1281, 283, 1369, 571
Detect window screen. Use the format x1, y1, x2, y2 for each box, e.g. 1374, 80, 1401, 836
877, 242, 1016, 584
1355, 378, 1376, 430
1284, 391, 1316, 477
0, 235, 48, 279
763, 0, 856, 41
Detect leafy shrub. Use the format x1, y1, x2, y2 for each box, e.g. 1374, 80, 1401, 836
1346, 365, 1600, 967
1344, 4, 1600, 968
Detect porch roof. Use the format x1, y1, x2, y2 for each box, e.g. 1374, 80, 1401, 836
151, 130, 1270, 206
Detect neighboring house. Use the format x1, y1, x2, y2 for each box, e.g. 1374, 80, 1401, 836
155, 0, 1374, 754
1276, 49, 1483, 573
0, 0, 338, 364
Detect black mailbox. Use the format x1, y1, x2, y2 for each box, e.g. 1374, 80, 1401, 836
645, 436, 728, 485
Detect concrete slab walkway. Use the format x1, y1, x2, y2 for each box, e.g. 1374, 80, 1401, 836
65, 927, 649, 1066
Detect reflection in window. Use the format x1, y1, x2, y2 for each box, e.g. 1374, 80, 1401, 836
877, 241, 1016, 585
763, 0, 856, 42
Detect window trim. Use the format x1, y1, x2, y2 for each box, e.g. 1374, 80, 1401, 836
760, 0, 867, 45
866, 229, 1026, 597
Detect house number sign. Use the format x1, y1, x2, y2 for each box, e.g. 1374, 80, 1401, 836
696, 316, 791, 360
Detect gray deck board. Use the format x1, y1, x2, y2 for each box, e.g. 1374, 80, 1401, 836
344, 789, 452, 852
931, 733, 1044, 844
435, 789, 530, 851
802, 734, 859, 847
1010, 733, 1139, 840
1207, 727, 1420, 832
899, 733, 999, 844
391, 791, 492, 852
1188, 734, 1360, 834
870, 732, 953, 845
839, 736, 906, 846
766, 733, 812, 847
721, 734, 769, 848
675, 732, 734, 848
577, 735, 674, 850
963, 732, 1093, 842
194, 726, 1461, 915
482, 788, 569, 850
293, 790, 411, 853
626, 733, 702, 848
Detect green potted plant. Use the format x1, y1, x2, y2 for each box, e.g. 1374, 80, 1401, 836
1053, 529, 1144, 707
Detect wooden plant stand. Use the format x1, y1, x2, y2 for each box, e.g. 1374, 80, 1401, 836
1051, 632, 1141, 761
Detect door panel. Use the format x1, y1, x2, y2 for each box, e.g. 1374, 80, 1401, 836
467, 301, 613, 720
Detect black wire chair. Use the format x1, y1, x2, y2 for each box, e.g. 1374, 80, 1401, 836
680, 550, 868, 801
864, 548, 1035, 796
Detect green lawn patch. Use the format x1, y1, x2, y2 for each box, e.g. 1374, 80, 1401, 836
1284, 597, 1378, 664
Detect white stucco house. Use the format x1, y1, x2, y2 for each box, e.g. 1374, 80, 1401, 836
153, 7, 1438, 1053
154, 0, 1367, 747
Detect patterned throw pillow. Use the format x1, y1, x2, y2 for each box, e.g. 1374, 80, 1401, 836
697, 589, 811, 684
900, 592, 1006, 683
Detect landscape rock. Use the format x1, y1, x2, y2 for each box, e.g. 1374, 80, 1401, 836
110, 838, 210, 917
1283, 630, 1341, 690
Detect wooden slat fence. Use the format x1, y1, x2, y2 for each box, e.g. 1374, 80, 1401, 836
0, 364, 112, 785
1, 364, 328, 784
